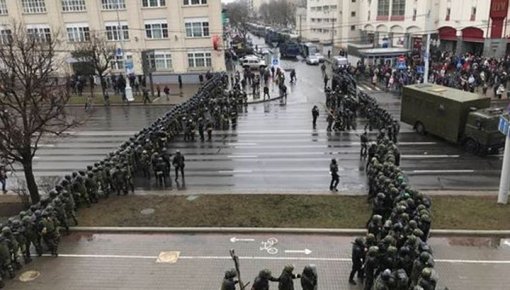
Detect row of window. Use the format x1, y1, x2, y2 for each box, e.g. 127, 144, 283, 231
0, 0, 207, 15
310, 5, 337, 12
310, 18, 336, 23
111, 51, 212, 71
377, 0, 405, 17
0, 19, 210, 43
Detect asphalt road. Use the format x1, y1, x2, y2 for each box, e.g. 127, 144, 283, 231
6, 232, 510, 289
6, 34, 508, 194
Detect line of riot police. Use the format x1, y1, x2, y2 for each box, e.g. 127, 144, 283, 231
0, 73, 230, 288
348, 90, 439, 290
325, 71, 360, 132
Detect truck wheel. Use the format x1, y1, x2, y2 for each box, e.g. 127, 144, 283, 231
415, 122, 425, 135
463, 138, 479, 154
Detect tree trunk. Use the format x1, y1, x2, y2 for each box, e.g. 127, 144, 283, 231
99, 75, 106, 97
22, 160, 39, 204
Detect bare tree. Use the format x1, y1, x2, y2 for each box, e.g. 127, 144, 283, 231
259, 0, 297, 28
71, 32, 115, 97
0, 23, 79, 204
225, 0, 251, 39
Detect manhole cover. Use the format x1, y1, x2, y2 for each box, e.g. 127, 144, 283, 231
140, 208, 155, 215
156, 251, 180, 263
19, 270, 40, 282
186, 195, 199, 201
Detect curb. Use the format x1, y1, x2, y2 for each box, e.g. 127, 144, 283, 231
66, 103, 177, 107
69, 227, 510, 237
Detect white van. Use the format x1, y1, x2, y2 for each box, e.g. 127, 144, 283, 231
332, 56, 349, 69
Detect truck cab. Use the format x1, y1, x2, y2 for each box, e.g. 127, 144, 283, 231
464, 108, 506, 155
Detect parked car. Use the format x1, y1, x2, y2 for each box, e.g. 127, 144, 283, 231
241, 55, 267, 70
306, 54, 320, 65
315, 53, 325, 63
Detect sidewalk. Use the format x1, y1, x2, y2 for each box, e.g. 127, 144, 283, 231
5, 232, 510, 290
68, 84, 202, 106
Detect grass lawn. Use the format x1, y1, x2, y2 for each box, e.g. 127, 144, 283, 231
76, 195, 510, 230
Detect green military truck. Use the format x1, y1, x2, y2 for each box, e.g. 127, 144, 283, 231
401, 84, 505, 155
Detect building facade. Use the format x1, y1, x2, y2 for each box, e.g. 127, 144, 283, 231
0, 0, 226, 83
356, 0, 509, 58
304, 0, 359, 50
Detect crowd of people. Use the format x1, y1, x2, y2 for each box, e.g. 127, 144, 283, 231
0, 73, 231, 287
232, 65, 291, 101
333, 70, 438, 289
347, 51, 510, 100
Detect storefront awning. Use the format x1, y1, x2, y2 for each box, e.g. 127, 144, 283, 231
438, 26, 457, 41
462, 27, 484, 43
358, 48, 410, 58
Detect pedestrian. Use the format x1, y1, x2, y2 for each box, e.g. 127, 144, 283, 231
328, 50, 331, 59
290, 69, 296, 83
178, 75, 183, 89
277, 265, 300, 290
324, 74, 329, 88
172, 150, 185, 182
329, 158, 339, 191
199, 74, 204, 83
360, 130, 368, 158
312, 105, 319, 129
270, 66, 275, 79
0, 165, 7, 194
143, 88, 151, 104
348, 237, 365, 285
164, 85, 170, 100
300, 265, 318, 290
156, 85, 161, 98
263, 85, 270, 100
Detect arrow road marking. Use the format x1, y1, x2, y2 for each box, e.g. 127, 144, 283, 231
230, 237, 255, 243
284, 249, 312, 255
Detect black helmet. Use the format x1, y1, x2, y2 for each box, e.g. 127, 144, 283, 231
224, 269, 237, 279
381, 269, 391, 281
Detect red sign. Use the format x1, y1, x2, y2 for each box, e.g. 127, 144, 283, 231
490, 0, 509, 19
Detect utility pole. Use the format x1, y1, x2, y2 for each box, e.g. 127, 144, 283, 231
331, 16, 335, 55
423, 9, 431, 84
299, 14, 302, 42
116, 0, 133, 101
498, 115, 510, 204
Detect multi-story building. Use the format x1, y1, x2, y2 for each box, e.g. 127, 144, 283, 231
0, 0, 226, 83
356, 0, 510, 58
305, 0, 359, 51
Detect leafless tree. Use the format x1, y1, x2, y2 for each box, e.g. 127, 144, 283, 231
225, 0, 251, 40
259, 0, 297, 28
0, 23, 79, 203
71, 32, 115, 97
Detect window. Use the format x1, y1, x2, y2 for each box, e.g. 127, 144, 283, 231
351, 11, 355, 17
188, 51, 211, 68
151, 51, 172, 70
22, 0, 47, 13
62, 0, 86, 11
470, 7, 476, 21
142, 0, 165, 8
0, 28, 11, 44
102, 0, 125, 10
185, 18, 209, 37
352, 0, 356, 2
0, 0, 8, 15
351, 25, 355, 31
445, 8, 451, 20
183, 0, 207, 5
66, 24, 90, 42
368, 10, 371, 20
412, 8, 417, 21
111, 54, 133, 70
105, 22, 129, 41
377, 0, 389, 16
26, 24, 51, 42
391, 0, 405, 16
145, 20, 168, 39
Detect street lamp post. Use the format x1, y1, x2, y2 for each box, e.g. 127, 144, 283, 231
116, 0, 133, 102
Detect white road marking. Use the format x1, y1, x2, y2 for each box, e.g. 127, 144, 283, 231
411, 170, 475, 174
284, 249, 312, 255
227, 143, 257, 146
218, 170, 254, 173
227, 155, 259, 158
230, 237, 255, 243
403, 155, 460, 159
37, 144, 55, 148
45, 254, 510, 264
